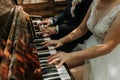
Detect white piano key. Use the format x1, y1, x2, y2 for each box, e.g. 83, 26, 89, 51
39, 59, 47, 62
56, 65, 71, 80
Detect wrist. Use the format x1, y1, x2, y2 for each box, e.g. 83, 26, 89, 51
59, 39, 64, 45
70, 53, 74, 60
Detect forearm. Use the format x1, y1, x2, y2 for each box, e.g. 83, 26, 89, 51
71, 46, 103, 61
59, 6, 92, 44
70, 41, 118, 61
59, 24, 88, 44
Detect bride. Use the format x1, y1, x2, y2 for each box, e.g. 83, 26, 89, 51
42, 0, 120, 80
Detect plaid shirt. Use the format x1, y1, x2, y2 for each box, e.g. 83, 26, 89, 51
0, 0, 14, 16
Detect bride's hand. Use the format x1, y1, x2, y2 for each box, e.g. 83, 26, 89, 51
41, 40, 63, 49
47, 51, 72, 68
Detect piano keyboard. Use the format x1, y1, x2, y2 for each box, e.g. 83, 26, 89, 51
30, 15, 74, 80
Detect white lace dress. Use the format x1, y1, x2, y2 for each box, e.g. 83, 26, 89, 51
83, 0, 120, 80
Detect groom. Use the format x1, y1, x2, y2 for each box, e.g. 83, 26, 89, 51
39, 0, 93, 52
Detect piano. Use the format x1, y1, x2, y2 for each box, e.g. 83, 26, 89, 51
0, 5, 74, 80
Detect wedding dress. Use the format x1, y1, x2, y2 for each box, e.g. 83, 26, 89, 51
83, 0, 120, 80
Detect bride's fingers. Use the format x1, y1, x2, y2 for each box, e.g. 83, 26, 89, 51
56, 61, 64, 68
54, 44, 61, 49
47, 54, 59, 62
48, 57, 61, 65
48, 54, 56, 59
41, 41, 48, 45
41, 41, 50, 47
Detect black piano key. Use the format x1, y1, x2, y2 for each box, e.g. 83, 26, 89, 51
43, 73, 60, 79
33, 39, 44, 43
36, 46, 48, 51
39, 57, 48, 60
33, 22, 37, 26
42, 64, 58, 69
35, 29, 40, 32
35, 43, 43, 46
41, 64, 55, 69
38, 53, 50, 57
37, 49, 50, 53
42, 67, 58, 74
40, 63, 55, 69
34, 25, 39, 29
33, 37, 43, 39
36, 34, 43, 38
38, 35, 44, 38
41, 65, 56, 70
35, 27, 39, 30
34, 39, 43, 43
40, 63, 48, 67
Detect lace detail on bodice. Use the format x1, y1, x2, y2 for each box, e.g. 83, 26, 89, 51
87, 0, 120, 42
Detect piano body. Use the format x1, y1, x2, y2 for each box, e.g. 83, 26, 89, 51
0, 4, 74, 80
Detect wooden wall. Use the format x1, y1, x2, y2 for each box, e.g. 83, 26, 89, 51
18, 0, 67, 4
19, 0, 67, 18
